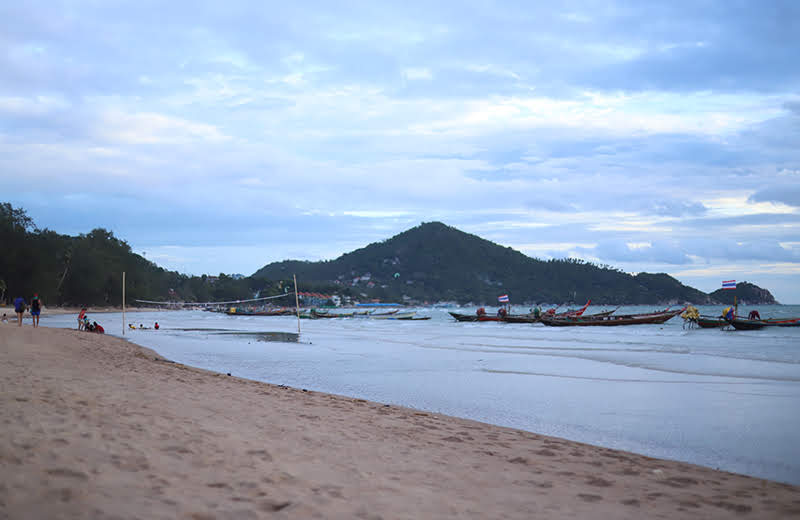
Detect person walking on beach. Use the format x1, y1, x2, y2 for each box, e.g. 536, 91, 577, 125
78, 307, 87, 330
30, 294, 41, 327
13, 296, 26, 326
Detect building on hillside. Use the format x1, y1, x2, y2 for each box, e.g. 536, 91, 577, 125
298, 291, 333, 307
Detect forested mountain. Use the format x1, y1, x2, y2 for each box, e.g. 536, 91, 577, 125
0, 203, 269, 307
708, 282, 777, 305
3, 203, 776, 307
253, 222, 711, 305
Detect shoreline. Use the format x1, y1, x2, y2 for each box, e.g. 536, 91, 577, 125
2, 325, 799, 518
0, 305, 167, 317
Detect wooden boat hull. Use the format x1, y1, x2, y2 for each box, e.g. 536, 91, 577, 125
697, 316, 727, 328
728, 317, 800, 330
728, 318, 766, 330
370, 312, 417, 320
449, 312, 479, 322
310, 310, 355, 319
452, 308, 617, 324
502, 314, 540, 323
541, 308, 684, 326
477, 315, 505, 322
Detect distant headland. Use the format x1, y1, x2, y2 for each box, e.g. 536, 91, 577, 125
1, 203, 777, 307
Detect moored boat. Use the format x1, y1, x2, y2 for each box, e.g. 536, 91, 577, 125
310, 309, 356, 319
728, 316, 800, 330
502, 314, 540, 323
451, 304, 617, 324
369, 311, 417, 320
696, 315, 727, 328
540, 307, 685, 326
449, 311, 480, 322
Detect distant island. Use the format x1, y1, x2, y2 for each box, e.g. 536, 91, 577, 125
253, 222, 776, 306
708, 282, 777, 305
1, 203, 778, 307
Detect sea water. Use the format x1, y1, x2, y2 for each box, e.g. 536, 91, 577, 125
41, 305, 800, 485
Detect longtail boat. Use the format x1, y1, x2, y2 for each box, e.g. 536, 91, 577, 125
451, 307, 617, 324
502, 314, 540, 323
505, 308, 616, 323
310, 309, 356, 319
369, 309, 400, 316
696, 315, 727, 328
727, 317, 800, 330
369, 311, 417, 320
449, 311, 480, 322
540, 307, 685, 327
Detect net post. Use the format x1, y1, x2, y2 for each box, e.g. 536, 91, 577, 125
294, 274, 301, 334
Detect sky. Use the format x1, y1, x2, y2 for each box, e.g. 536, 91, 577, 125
2, 1, 799, 303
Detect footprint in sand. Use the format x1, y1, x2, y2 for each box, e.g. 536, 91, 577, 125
258, 499, 291, 512
660, 476, 699, 488
46, 468, 88, 480
586, 476, 614, 487
709, 500, 752, 513
245, 449, 273, 462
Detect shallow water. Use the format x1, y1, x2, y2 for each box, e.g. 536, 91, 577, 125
41, 305, 800, 484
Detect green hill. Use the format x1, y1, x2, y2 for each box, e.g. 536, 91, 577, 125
708, 282, 777, 305
0, 203, 256, 307
4, 202, 776, 307
253, 222, 710, 305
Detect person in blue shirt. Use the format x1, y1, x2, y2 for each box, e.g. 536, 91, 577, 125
13, 296, 26, 326
30, 294, 42, 327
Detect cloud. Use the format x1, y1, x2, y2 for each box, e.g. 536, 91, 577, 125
1, 1, 798, 300
748, 186, 800, 208
93, 110, 230, 145
784, 100, 800, 115
579, 240, 693, 265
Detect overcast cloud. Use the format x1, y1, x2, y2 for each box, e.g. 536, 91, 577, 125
1, 1, 799, 302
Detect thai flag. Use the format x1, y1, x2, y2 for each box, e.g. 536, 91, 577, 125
498, 294, 509, 303
722, 280, 736, 290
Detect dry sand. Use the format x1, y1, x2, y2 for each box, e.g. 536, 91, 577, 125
1, 325, 799, 519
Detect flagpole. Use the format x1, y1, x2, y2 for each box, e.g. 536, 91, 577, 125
122, 271, 126, 336
293, 274, 301, 335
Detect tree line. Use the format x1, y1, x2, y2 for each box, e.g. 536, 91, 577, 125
0, 203, 285, 307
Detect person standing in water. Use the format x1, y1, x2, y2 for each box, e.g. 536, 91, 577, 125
13, 296, 26, 327
30, 294, 41, 327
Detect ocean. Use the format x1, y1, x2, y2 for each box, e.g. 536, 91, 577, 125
41, 304, 800, 485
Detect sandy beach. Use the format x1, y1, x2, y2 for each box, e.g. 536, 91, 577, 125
1, 325, 799, 519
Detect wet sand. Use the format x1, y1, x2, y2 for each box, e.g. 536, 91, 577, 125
1, 325, 799, 519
